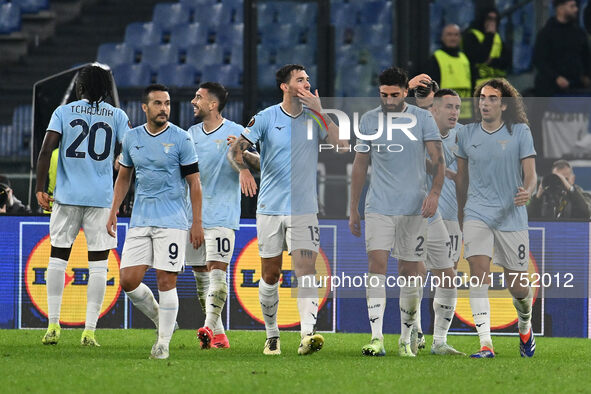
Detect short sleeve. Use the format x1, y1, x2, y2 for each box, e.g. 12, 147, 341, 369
119, 132, 133, 168
47, 107, 63, 134
455, 126, 468, 159
518, 124, 536, 159
115, 109, 131, 144
179, 132, 198, 166
242, 111, 269, 145
422, 112, 441, 142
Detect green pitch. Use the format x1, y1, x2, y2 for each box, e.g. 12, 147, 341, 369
0, 330, 589, 393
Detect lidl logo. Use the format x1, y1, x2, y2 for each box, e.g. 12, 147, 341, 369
454, 244, 539, 330
25, 231, 121, 326
233, 238, 331, 328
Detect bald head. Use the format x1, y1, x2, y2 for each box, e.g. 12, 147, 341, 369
441, 24, 461, 49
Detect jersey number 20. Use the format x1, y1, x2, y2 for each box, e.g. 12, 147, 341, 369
66, 119, 113, 161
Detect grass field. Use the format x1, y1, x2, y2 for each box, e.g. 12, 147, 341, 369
1, 330, 590, 393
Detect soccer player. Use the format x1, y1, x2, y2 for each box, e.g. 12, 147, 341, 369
423, 89, 465, 355
230, 64, 346, 355
106, 84, 204, 360
455, 78, 537, 358
349, 67, 444, 357
35, 65, 130, 347
186, 82, 257, 349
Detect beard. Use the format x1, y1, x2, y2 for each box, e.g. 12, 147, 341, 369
381, 100, 405, 114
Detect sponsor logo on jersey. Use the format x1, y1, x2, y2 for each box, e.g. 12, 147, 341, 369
233, 237, 331, 327
25, 231, 121, 326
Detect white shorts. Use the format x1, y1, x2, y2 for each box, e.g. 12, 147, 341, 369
463, 220, 529, 271
256, 214, 319, 258
443, 220, 462, 263
49, 202, 117, 251
425, 217, 454, 270
185, 227, 235, 266
365, 213, 427, 262
120, 227, 187, 272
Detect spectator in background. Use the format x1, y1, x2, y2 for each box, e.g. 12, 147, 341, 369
463, 7, 511, 89
426, 24, 472, 120
0, 175, 31, 214
533, 0, 591, 96
0, 183, 8, 213
528, 160, 591, 219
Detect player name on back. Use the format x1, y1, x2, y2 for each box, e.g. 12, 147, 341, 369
70, 105, 114, 117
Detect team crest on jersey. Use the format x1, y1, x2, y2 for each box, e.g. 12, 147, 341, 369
162, 143, 175, 153
497, 140, 509, 150
214, 139, 224, 150
247, 117, 255, 128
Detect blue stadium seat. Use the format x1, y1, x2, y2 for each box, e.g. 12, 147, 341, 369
275, 44, 315, 68
258, 64, 277, 88
335, 44, 361, 67
12, 0, 49, 14
140, 44, 180, 71
257, 45, 276, 65
152, 3, 191, 31
194, 3, 233, 26
96, 43, 135, 69
124, 22, 163, 49
357, 24, 392, 47
359, 1, 387, 24
157, 63, 198, 87
170, 23, 208, 49
0, 3, 21, 34
201, 64, 241, 87
331, 4, 359, 26
231, 3, 243, 24
336, 64, 372, 97
185, 43, 224, 68
228, 45, 242, 67
216, 23, 243, 48
260, 23, 300, 48
285, 3, 318, 26
334, 26, 356, 46
369, 44, 394, 71
257, 3, 279, 26
113, 63, 152, 87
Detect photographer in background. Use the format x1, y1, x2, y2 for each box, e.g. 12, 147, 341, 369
0, 175, 31, 214
0, 184, 8, 213
528, 160, 591, 219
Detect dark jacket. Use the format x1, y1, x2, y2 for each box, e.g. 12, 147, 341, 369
533, 17, 591, 96
462, 29, 511, 87
528, 184, 591, 219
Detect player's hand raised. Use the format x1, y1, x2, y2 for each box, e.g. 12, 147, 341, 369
190, 222, 204, 249
421, 191, 439, 218
240, 169, 257, 197
36, 191, 53, 212
349, 207, 362, 237
514, 186, 530, 206
106, 211, 117, 238
297, 88, 323, 114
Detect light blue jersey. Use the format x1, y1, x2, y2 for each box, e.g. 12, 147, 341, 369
120, 123, 198, 230
359, 104, 441, 216
456, 122, 536, 231
187, 119, 242, 230
47, 99, 130, 208
426, 125, 460, 222
241, 104, 327, 215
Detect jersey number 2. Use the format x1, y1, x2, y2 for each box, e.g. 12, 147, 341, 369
65, 119, 113, 161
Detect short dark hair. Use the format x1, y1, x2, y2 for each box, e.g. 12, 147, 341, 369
76, 65, 113, 110
142, 84, 169, 104
200, 81, 229, 112
276, 64, 306, 91
552, 159, 572, 171
434, 89, 459, 98
378, 67, 409, 88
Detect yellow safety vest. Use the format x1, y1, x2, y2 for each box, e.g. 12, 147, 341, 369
469, 29, 506, 86
434, 49, 472, 119
43, 148, 58, 214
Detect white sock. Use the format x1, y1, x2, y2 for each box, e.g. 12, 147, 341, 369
214, 315, 225, 336
297, 274, 318, 337
126, 283, 159, 328
193, 270, 210, 315
204, 269, 228, 334
158, 288, 179, 346
414, 285, 424, 333
366, 273, 386, 340
399, 283, 419, 344
513, 287, 533, 335
259, 278, 280, 338
469, 284, 493, 349
46, 257, 68, 325
433, 287, 457, 345
85, 260, 108, 331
